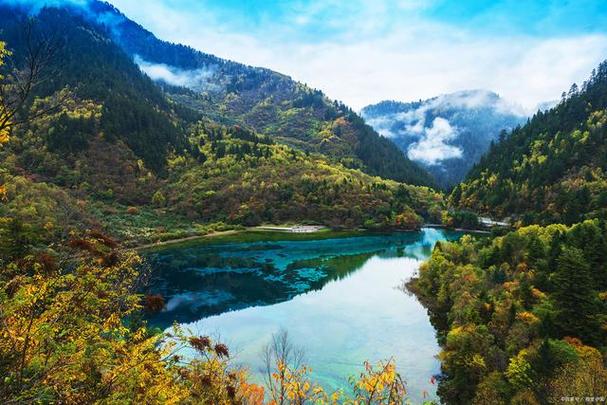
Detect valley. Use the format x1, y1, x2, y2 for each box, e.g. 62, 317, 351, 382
1, 1, 606, 404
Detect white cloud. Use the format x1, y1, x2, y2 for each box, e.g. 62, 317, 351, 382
106, 0, 607, 111
361, 89, 527, 164
427, 90, 527, 116
363, 116, 398, 138
407, 117, 462, 165
134, 55, 220, 91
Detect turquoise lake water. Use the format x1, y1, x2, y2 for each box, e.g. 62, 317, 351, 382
145, 228, 463, 403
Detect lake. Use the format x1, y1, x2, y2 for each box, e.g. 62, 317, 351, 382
145, 228, 463, 403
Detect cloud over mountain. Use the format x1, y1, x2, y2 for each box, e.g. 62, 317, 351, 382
362, 90, 527, 188
134, 56, 220, 91
106, 0, 607, 111
407, 117, 463, 165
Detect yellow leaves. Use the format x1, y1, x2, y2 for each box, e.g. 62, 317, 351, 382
587, 109, 607, 131
0, 124, 9, 144
272, 361, 326, 403
0, 41, 9, 67
0, 240, 197, 403
351, 359, 407, 404
466, 353, 487, 371
531, 288, 547, 300
516, 311, 540, 325
506, 349, 534, 389
447, 325, 468, 342
103, 313, 121, 330
30, 88, 102, 126
0, 41, 11, 143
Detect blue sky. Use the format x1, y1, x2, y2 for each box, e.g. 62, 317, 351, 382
105, 0, 607, 110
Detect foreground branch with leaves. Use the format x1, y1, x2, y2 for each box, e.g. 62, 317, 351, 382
0, 233, 416, 404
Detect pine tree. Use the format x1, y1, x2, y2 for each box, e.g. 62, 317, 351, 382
551, 246, 602, 345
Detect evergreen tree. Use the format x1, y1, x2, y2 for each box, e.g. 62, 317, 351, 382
551, 246, 601, 345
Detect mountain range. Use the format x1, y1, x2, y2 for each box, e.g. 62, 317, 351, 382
361, 90, 528, 188
1, 0, 434, 187
95, 1, 436, 187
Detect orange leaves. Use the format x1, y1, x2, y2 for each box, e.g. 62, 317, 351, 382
0, 124, 8, 144
240, 381, 265, 405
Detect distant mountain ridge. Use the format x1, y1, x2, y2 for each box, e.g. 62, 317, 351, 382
361, 90, 527, 188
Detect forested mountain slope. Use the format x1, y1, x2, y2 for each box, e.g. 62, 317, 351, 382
451, 62, 607, 225
410, 60, 607, 405
362, 90, 526, 189
81, 1, 434, 187
0, 4, 192, 173
0, 3, 442, 251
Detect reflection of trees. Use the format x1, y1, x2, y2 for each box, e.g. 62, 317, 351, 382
144, 233, 442, 328
291, 251, 379, 292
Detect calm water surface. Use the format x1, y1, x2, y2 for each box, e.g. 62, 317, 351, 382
145, 228, 463, 403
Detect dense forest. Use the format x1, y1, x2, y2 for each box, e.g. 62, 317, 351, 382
0, 4, 191, 173
164, 120, 441, 229
451, 62, 607, 225
87, 1, 435, 187
412, 220, 607, 404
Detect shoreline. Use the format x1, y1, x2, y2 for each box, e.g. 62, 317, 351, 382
135, 227, 365, 253
135, 230, 240, 252
134, 223, 496, 253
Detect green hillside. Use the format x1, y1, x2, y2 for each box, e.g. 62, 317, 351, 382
451, 62, 607, 225
90, 1, 435, 186
0, 3, 442, 253
409, 61, 607, 404
412, 220, 607, 404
